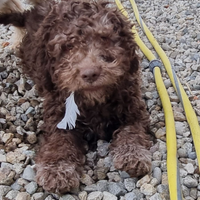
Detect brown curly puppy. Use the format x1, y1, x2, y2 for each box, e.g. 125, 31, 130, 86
0, 0, 153, 194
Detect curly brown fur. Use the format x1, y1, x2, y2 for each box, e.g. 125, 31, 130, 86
0, 0, 154, 194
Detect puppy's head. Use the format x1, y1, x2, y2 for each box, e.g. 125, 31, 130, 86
34, 0, 139, 101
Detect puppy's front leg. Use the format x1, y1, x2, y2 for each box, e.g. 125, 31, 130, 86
110, 125, 153, 177
35, 130, 85, 194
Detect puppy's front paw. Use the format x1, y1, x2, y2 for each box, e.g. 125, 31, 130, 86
36, 161, 80, 193
111, 144, 152, 177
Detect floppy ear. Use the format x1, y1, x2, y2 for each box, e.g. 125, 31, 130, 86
33, 31, 56, 94
19, 23, 55, 95
105, 7, 140, 74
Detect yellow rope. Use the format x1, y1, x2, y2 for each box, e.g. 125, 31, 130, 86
114, 0, 183, 199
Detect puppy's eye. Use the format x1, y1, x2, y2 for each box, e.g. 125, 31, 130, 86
101, 36, 108, 41
61, 44, 74, 52
63, 13, 67, 19
100, 55, 114, 63
77, 29, 83, 35
51, 58, 56, 64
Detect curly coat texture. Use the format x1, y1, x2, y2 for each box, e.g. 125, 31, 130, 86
0, 0, 153, 193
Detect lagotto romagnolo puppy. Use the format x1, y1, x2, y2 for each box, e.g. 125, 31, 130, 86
0, 0, 154, 194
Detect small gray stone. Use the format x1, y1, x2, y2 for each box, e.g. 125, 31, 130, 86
190, 188, 198, 199
175, 122, 187, 135
97, 143, 109, 157
13, 163, 24, 174
0, 185, 12, 196
124, 178, 136, 192
160, 161, 167, 172
182, 142, 193, 154
164, 79, 172, 88
152, 167, 162, 184
153, 151, 162, 161
144, 92, 153, 99
31, 192, 47, 200
96, 180, 108, 192
45, 195, 55, 200
184, 163, 195, 174
84, 184, 98, 192
119, 171, 130, 179
107, 182, 126, 196
183, 176, 198, 188
157, 184, 169, 194
188, 152, 197, 160
125, 192, 137, 200
11, 181, 23, 191
87, 191, 103, 200
158, 141, 167, 154
25, 181, 38, 194
147, 99, 154, 108
104, 156, 112, 168
0, 154, 6, 162
149, 193, 163, 200
107, 172, 121, 182
180, 168, 188, 177
25, 107, 35, 115
59, 194, 76, 200
86, 151, 97, 160
103, 191, 117, 200
170, 51, 179, 59
22, 165, 36, 181
132, 189, 144, 200
182, 185, 190, 197
162, 43, 171, 51
178, 148, 187, 158
6, 190, 20, 199
21, 114, 28, 122
170, 95, 180, 102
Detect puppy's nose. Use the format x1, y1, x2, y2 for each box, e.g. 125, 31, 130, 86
81, 68, 101, 83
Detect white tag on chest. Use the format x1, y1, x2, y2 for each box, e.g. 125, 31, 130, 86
57, 92, 80, 130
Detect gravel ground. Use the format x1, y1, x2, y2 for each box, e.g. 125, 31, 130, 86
0, 0, 200, 200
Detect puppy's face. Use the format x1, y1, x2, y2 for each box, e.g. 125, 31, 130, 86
39, 1, 139, 100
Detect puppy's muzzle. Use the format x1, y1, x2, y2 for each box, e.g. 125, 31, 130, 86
80, 66, 101, 83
